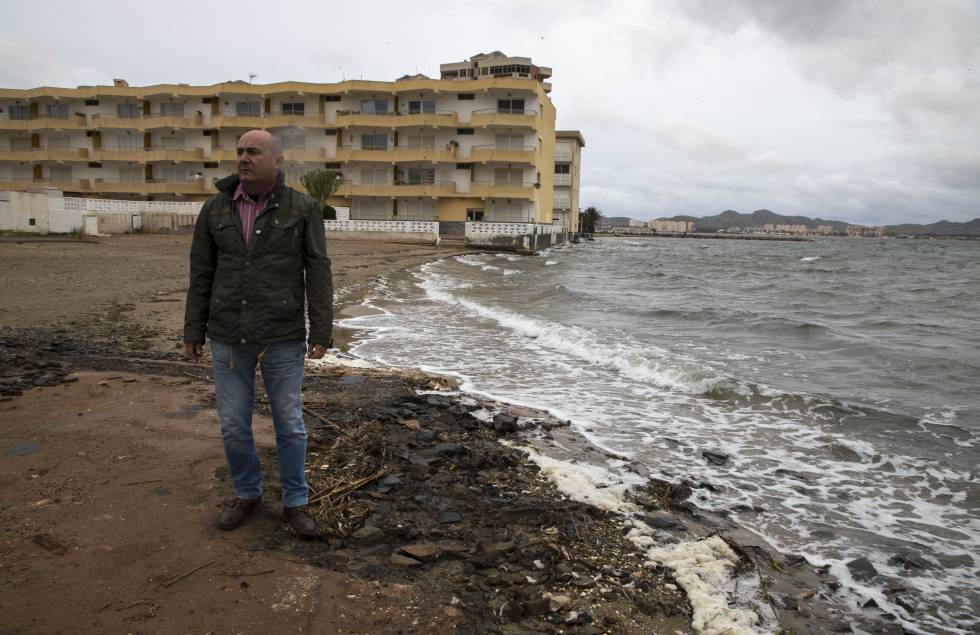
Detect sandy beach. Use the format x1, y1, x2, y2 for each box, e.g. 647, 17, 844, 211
0, 234, 852, 634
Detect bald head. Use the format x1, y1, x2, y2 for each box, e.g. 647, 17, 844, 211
236, 129, 283, 193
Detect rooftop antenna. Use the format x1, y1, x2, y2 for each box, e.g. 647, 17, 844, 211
249, 73, 257, 83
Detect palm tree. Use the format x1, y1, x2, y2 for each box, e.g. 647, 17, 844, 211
580, 206, 603, 233
300, 169, 342, 220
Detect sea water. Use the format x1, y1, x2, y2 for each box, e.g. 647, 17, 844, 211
340, 237, 980, 634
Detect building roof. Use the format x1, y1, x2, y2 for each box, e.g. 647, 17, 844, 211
556, 130, 585, 147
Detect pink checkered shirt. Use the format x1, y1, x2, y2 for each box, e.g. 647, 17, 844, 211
232, 180, 276, 246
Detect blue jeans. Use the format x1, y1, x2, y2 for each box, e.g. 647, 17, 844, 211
210, 339, 309, 508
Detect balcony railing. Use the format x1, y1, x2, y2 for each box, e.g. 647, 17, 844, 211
0, 178, 90, 191
210, 113, 325, 128
470, 108, 538, 128
467, 144, 536, 163
91, 178, 209, 194
335, 110, 399, 128
335, 182, 457, 197
2, 147, 90, 161
468, 180, 537, 199
553, 173, 572, 186
0, 114, 89, 130
393, 111, 458, 127
89, 147, 206, 162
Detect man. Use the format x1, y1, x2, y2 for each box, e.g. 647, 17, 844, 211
183, 130, 332, 538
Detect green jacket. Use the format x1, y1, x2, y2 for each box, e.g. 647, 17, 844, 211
183, 173, 333, 346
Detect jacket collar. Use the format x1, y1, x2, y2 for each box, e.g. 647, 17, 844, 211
216, 171, 285, 198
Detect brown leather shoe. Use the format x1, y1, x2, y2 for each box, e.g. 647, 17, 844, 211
283, 506, 318, 538
217, 497, 262, 530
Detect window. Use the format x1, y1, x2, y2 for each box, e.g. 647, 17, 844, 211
324, 128, 339, 135
402, 168, 434, 185
117, 103, 139, 119
9, 105, 29, 120
159, 136, 185, 149
400, 200, 436, 220
117, 134, 141, 150
47, 134, 70, 149
494, 168, 525, 186
488, 200, 527, 222
555, 163, 570, 173
497, 99, 525, 114
351, 198, 391, 220
28, 218, 36, 226
359, 167, 389, 185
323, 95, 341, 102
495, 134, 525, 150
47, 104, 69, 119
405, 135, 435, 149
281, 102, 305, 116
456, 128, 474, 135
49, 166, 72, 181
360, 99, 388, 114
84, 99, 100, 106
456, 163, 473, 169
554, 194, 571, 208
489, 64, 531, 76
236, 101, 261, 116
407, 100, 436, 114
457, 93, 475, 100
160, 102, 185, 116
159, 165, 186, 182
360, 133, 387, 150
281, 133, 305, 149
11, 137, 31, 150
323, 162, 341, 169
120, 167, 144, 182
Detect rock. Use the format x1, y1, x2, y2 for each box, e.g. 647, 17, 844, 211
847, 557, 879, 581
499, 600, 525, 622
544, 593, 571, 612
350, 525, 385, 545
521, 596, 551, 616
863, 597, 879, 609
645, 512, 683, 530
894, 594, 918, 613
60, 374, 79, 384
887, 551, 929, 570
426, 394, 452, 407
390, 553, 423, 567
481, 541, 514, 563
493, 413, 518, 434
701, 449, 729, 466
416, 430, 438, 443
399, 543, 440, 563
432, 443, 467, 457
572, 573, 597, 588
402, 418, 422, 432
439, 511, 462, 524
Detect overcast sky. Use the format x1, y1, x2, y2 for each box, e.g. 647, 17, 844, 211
2, 0, 977, 225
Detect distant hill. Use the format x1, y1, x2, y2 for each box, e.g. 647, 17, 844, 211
884, 218, 980, 236
655, 210, 980, 236
657, 209, 850, 232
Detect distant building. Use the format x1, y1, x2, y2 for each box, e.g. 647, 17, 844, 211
847, 224, 886, 238
646, 219, 692, 233
553, 130, 584, 232
600, 216, 644, 229
815, 225, 833, 235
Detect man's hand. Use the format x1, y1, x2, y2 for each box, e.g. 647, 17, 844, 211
185, 342, 203, 362
307, 342, 328, 359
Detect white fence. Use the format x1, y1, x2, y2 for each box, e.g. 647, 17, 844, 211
64, 197, 202, 214
324, 219, 439, 245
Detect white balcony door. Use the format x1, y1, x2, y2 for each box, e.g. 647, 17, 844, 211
160, 136, 185, 149
360, 167, 389, 185
351, 198, 392, 220
495, 134, 525, 150
119, 167, 143, 182
405, 135, 436, 149
494, 168, 524, 186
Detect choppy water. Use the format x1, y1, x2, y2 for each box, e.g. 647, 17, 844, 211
341, 237, 980, 634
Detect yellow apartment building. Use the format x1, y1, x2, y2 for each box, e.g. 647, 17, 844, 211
0, 52, 583, 239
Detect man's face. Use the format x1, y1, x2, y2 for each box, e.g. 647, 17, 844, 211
236, 131, 282, 189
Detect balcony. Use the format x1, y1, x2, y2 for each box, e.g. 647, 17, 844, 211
211, 113, 325, 128
141, 113, 207, 129
553, 173, 572, 187
393, 112, 458, 128
335, 111, 399, 128
335, 182, 457, 198
90, 147, 206, 162
467, 144, 536, 164
470, 108, 538, 129
389, 147, 457, 163
0, 114, 89, 131
91, 178, 209, 194
0, 178, 90, 191
282, 148, 329, 162
468, 181, 537, 200
90, 113, 145, 130
2, 147, 90, 162
554, 150, 573, 162
332, 146, 392, 162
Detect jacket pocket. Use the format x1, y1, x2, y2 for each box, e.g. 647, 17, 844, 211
212, 216, 241, 252
267, 216, 303, 254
